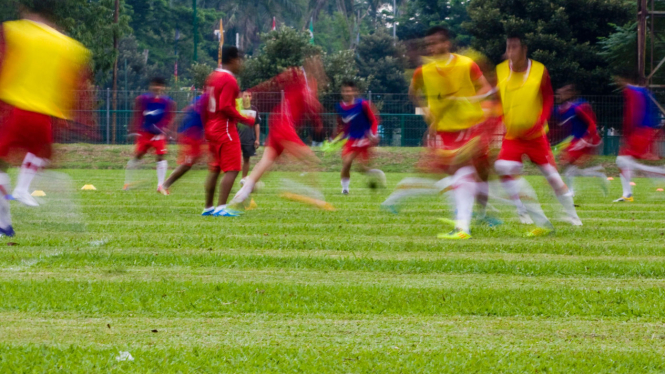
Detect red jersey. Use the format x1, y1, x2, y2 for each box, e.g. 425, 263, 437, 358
204, 68, 253, 143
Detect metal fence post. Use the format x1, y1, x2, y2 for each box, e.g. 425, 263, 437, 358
106, 88, 111, 145
368, 90, 372, 103
400, 115, 405, 146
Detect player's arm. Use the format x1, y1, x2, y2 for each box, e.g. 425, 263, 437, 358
362, 100, 380, 145
537, 69, 554, 127
131, 96, 145, 133
575, 103, 598, 137
409, 67, 427, 109
254, 107, 261, 147
471, 62, 492, 97
219, 83, 254, 125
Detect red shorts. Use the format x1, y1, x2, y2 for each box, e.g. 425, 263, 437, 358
177, 135, 205, 166
428, 126, 487, 173
342, 138, 373, 161
620, 127, 659, 160
0, 105, 52, 160
561, 139, 595, 164
136, 132, 168, 156
208, 139, 241, 172
498, 135, 556, 166
266, 125, 305, 156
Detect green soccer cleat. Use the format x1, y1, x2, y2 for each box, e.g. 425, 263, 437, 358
613, 196, 634, 202
525, 227, 553, 237
438, 228, 472, 240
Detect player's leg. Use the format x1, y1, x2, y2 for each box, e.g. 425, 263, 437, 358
474, 154, 491, 220
537, 162, 581, 225
495, 158, 532, 224
12, 152, 47, 207
163, 165, 191, 190
213, 141, 243, 216
230, 146, 279, 206
242, 156, 251, 180
124, 144, 146, 190
10, 110, 52, 206
154, 135, 168, 191
439, 165, 476, 239
204, 169, 220, 215
340, 151, 355, 195
0, 162, 14, 237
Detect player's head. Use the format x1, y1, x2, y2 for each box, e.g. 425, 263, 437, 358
556, 83, 578, 104
614, 69, 639, 88
424, 26, 451, 56
242, 91, 252, 108
340, 80, 358, 103
506, 33, 528, 64
19, 0, 58, 19
222, 46, 244, 75
149, 77, 167, 96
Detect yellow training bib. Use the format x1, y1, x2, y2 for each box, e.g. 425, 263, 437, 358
0, 20, 90, 119
496, 59, 546, 140
421, 54, 485, 132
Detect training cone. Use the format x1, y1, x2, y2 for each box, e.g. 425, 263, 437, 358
657, 188, 664, 192
31, 190, 46, 197
607, 177, 614, 181
630, 182, 637, 186
81, 184, 97, 191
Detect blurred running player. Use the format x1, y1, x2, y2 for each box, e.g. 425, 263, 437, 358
335, 80, 384, 195
406, 26, 492, 239
160, 93, 207, 193
495, 34, 580, 235
0, 0, 90, 236
238, 91, 261, 185
227, 57, 332, 213
202, 46, 255, 217
554, 83, 607, 196
613, 72, 665, 202
124, 77, 175, 193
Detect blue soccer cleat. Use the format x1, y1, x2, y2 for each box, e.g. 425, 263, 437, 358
201, 208, 214, 216
213, 208, 243, 217
0, 225, 15, 238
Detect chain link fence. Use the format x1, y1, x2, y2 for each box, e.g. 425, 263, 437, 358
59, 90, 665, 156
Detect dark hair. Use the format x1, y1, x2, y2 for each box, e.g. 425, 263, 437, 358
615, 69, 639, 83
341, 80, 356, 89
150, 77, 167, 86
222, 46, 243, 65
425, 26, 450, 41
21, 0, 58, 18
506, 32, 527, 48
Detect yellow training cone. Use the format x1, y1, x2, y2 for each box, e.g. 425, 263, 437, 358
81, 184, 97, 191
31, 190, 46, 197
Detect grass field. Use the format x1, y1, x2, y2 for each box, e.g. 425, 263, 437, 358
2, 167, 665, 373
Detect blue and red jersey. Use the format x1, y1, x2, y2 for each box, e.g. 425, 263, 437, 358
132, 93, 175, 135
335, 98, 378, 140
623, 85, 660, 135
555, 99, 598, 141
178, 95, 206, 140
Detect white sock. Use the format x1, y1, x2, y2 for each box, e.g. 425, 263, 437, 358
125, 159, 140, 185
232, 179, 255, 204
0, 173, 11, 229
452, 167, 476, 233
538, 164, 579, 220
579, 166, 607, 180
14, 153, 44, 193
476, 181, 489, 218
517, 178, 552, 227
341, 178, 350, 191
620, 171, 633, 197
213, 204, 227, 213
157, 160, 168, 187
563, 165, 578, 194
499, 176, 527, 215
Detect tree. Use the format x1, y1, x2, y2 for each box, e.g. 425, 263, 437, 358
323, 49, 367, 93
355, 31, 408, 94
396, 0, 471, 45
240, 26, 323, 88
465, 0, 632, 94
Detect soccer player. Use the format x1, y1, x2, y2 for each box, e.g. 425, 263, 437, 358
238, 91, 261, 186
406, 26, 493, 239
0, 0, 90, 236
124, 77, 175, 193
227, 58, 331, 213
160, 94, 207, 193
494, 34, 581, 235
335, 80, 383, 195
613, 72, 665, 202
203, 46, 256, 217
554, 83, 607, 196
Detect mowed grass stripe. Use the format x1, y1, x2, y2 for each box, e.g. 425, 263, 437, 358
3, 344, 665, 373
5, 248, 665, 278
5, 267, 665, 289
3, 313, 665, 350
2, 279, 665, 317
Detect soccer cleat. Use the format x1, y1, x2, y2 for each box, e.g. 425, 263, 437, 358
380, 204, 399, 215
525, 227, 553, 237
201, 208, 214, 216
477, 215, 503, 227
613, 196, 634, 202
213, 208, 243, 217
157, 186, 170, 196
342, 189, 349, 195
280, 192, 335, 211
0, 225, 14, 238
518, 212, 534, 225
12, 189, 39, 207
438, 228, 472, 240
